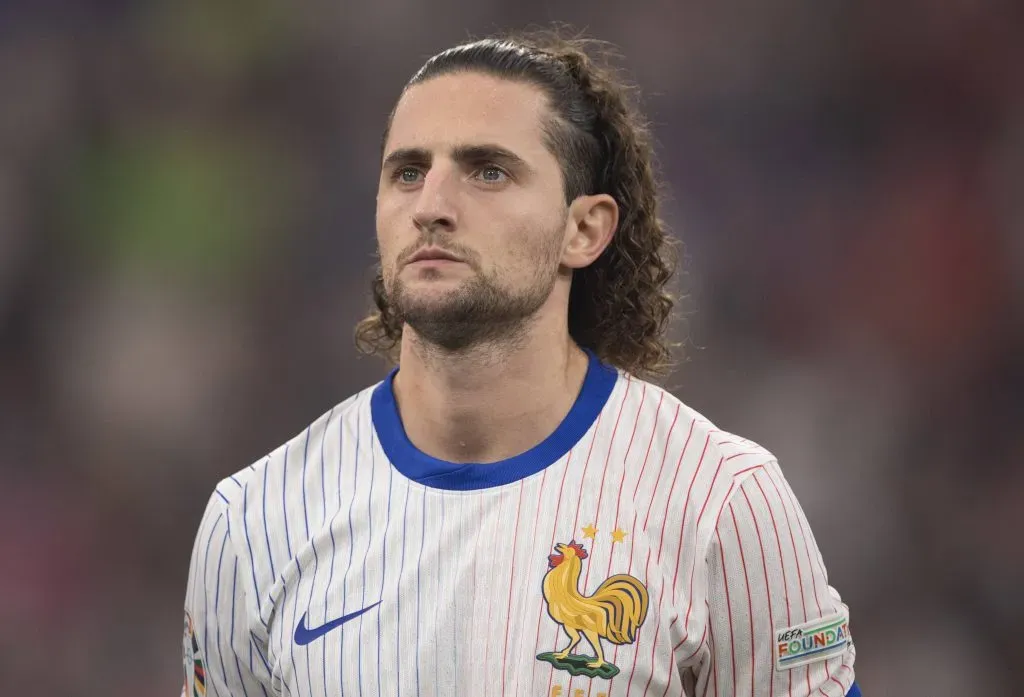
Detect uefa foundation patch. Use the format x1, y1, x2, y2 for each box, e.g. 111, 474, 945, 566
774, 610, 851, 670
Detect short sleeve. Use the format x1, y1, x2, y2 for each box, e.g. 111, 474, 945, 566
699, 463, 857, 696
183, 492, 275, 697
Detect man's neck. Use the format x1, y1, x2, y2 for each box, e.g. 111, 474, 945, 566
391, 327, 590, 464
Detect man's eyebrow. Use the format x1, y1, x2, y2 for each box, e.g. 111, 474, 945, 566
450, 144, 530, 171
380, 144, 531, 172
381, 147, 431, 172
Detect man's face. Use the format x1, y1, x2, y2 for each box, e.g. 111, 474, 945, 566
376, 72, 570, 351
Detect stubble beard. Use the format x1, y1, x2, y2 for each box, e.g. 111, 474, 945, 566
388, 264, 558, 353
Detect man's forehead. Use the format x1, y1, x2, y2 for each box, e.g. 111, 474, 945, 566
385, 74, 551, 154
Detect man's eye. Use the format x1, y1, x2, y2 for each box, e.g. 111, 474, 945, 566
476, 166, 508, 183
395, 167, 422, 183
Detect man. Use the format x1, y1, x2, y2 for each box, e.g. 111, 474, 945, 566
183, 30, 860, 697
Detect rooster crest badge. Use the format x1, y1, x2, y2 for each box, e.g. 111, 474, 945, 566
537, 540, 650, 679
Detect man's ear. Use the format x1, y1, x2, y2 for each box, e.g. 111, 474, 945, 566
561, 194, 619, 269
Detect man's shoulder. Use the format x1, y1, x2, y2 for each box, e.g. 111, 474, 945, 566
621, 374, 778, 478
209, 384, 377, 515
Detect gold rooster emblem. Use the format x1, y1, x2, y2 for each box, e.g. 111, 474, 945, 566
537, 540, 649, 679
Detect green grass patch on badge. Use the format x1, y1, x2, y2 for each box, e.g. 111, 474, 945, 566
536, 652, 620, 679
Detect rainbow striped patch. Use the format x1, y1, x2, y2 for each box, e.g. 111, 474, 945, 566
774, 610, 852, 670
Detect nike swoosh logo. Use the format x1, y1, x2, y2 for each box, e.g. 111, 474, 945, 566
294, 601, 382, 646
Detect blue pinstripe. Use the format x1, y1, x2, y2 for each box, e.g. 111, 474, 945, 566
301, 427, 311, 538
215, 489, 229, 505
319, 406, 337, 697
250, 630, 273, 675
303, 522, 319, 694
294, 428, 313, 697
297, 429, 315, 697
290, 561, 305, 695
396, 481, 411, 695
279, 581, 291, 695
247, 637, 272, 697
436, 494, 445, 697
241, 481, 263, 617
229, 559, 253, 697
281, 443, 293, 559
376, 449, 395, 694
261, 459, 277, 581
415, 488, 426, 695
213, 530, 229, 695
451, 497, 459, 684
339, 407, 361, 696
358, 415, 376, 697
201, 513, 224, 681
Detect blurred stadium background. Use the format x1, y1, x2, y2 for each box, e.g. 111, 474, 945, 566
1, 0, 1021, 694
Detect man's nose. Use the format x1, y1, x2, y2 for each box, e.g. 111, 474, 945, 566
411, 166, 459, 233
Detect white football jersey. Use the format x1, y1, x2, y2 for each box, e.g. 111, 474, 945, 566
183, 352, 858, 696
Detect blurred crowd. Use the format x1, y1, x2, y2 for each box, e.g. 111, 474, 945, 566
0, 0, 1021, 694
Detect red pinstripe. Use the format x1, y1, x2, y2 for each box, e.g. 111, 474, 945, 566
764, 467, 811, 695
624, 545, 654, 697
667, 432, 710, 607
588, 381, 646, 697
751, 471, 792, 696
583, 380, 632, 592
674, 622, 706, 659
468, 494, 486, 675
632, 393, 666, 500
561, 416, 604, 697
728, 505, 755, 697
569, 414, 603, 535
699, 599, 716, 697
608, 381, 647, 560
827, 662, 853, 696
607, 509, 641, 694
739, 483, 773, 696
640, 572, 668, 697
619, 410, 685, 696
732, 464, 766, 477
714, 527, 737, 697
724, 450, 764, 461
500, 481, 525, 697
678, 456, 727, 637
641, 405, 684, 530
827, 663, 851, 691
663, 623, 708, 697
654, 425, 716, 696
779, 472, 835, 685
639, 424, 705, 696
606, 389, 661, 696
513, 467, 548, 696
481, 492, 507, 677
531, 449, 573, 692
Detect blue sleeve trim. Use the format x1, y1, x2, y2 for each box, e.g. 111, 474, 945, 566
846, 681, 862, 697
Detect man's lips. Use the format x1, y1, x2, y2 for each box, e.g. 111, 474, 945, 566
406, 247, 464, 265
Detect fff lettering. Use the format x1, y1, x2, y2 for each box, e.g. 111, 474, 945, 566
549, 687, 607, 697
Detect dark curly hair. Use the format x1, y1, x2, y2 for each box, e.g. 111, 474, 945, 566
356, 28, 678, 379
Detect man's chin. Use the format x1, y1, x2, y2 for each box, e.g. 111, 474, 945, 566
399, 305, 478, 329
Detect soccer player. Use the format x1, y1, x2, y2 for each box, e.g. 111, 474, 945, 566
183, 31, 860, 697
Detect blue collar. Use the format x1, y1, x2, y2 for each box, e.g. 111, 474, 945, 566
371, 351, 618, 490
